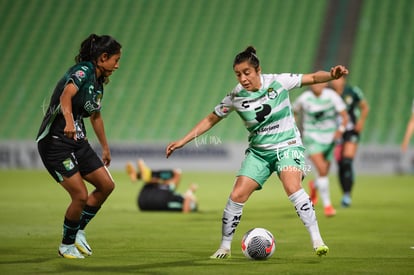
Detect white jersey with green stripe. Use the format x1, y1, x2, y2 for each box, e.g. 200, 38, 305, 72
292, 88, 346, 144
214, 73, 303, 150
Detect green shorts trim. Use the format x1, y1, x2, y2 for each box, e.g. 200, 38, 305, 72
237, 146, 307, 189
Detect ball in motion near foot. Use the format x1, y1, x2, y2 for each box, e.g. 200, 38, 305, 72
241, 228, 276, 260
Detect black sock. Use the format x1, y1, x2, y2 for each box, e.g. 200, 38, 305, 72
339, 157, 354, 194
79, 205, 101, 230
62, 217, 80, 245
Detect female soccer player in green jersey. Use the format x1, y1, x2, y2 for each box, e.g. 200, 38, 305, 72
166, 46, 348, 259
36, 34, 121, 259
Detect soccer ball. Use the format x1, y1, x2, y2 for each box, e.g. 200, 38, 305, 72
241, 228, 276, 260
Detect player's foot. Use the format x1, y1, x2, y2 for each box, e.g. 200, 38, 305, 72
324, 205, 336, 217
58, 244, 85, 259
341, 194, 352, 207
314, 245, 329, 257
75, 230, 92, 256
210, 247, 231, 259
309, 180, 318, 205
126, 162, 137, 182
137, 159, 152, 182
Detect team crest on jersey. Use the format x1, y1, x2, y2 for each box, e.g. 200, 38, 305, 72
75, 70, 86, 81
62, 158, 75, 171
345, 95, 353, 105
267, 88, 278, 99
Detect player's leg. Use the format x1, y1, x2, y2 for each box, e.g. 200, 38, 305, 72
210, 175, 259, 259
76, 166, 115, 255
182, 183, 198, 213
37, 138, 86, 258
59, 173, 89, 258
126, 162, 138, 181
137, 159, 152, 182
211, 149, 271, 259
339, 140, 358, 207
309, 153, 335, 217
277, 147, 328, 256
279, 169, 328, 256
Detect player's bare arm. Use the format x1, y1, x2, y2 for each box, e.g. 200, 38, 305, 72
302, 65, 349, 86
166, 112, 222, 158
60, 83, 78, 140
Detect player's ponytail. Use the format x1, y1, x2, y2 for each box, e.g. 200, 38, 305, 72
233, 46, 260, 71
75, 34, 121, 64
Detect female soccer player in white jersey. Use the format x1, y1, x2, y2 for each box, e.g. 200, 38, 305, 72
166, 46, 348, 259
293, 82, 348, 217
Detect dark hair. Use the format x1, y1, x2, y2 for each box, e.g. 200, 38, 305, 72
75, 34, 121, 63
233, 46, 260, 70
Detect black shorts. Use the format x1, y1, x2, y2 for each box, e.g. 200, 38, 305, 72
342, 130, 360, 143
137, 184, 184, 211
37, 135, 104, 182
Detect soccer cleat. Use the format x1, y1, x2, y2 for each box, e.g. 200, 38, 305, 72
137, 159, 152, 182
126, 162, 137, 182
341, 194, 352, 207
308, 180, 318, 205
58, 244, 85, 259
210, 247, 231, 259
315, 245, 329, 257
75, 230, 92, 256
324, 205, 336, 217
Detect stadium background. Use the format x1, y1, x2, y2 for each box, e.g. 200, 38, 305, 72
0, 0, 413, 173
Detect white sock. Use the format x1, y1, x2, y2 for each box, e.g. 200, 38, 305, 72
289, 189, 324, 248
315, 176, 332, 207
220, 198, 244, 250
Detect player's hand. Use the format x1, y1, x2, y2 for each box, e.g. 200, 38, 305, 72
166, 141, 183, 158
330, 65, 349, 79
102, 149, 111, 166
64, 123, 77, 140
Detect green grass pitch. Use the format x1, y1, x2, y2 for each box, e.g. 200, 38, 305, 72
1, 169, 413, 274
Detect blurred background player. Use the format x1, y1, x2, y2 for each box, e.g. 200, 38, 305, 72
293, 82, 348, 217
330, 76, 369, 207
399, 99, 414, 175
126, 159, 198, 213
401, 99, 414, 153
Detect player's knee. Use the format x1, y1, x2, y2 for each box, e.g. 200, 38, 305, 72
230, 191, 249, 203
103, 180, 115, 196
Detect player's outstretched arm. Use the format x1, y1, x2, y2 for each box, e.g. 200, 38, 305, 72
166, 112, 222, 158
302, 65, 349, 86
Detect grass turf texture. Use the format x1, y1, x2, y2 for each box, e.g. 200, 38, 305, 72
0, 170, 413, 274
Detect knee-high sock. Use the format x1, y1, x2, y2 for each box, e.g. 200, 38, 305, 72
289, 189, 325, 248
220, 198, 244, 250
339, 157, 354, 194
79, 205, 101, 230
62, 217, 80, 245
315, 176, 331, 207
